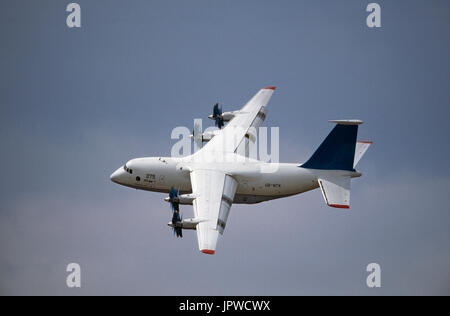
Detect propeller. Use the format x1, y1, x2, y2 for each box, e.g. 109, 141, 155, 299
168, 187, 180, 211
168, 187, 183, 238
171, 210, 183, 238
212, 103, 224, 129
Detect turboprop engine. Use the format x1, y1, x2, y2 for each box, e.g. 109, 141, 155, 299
207, 103, 238, 128
189, 129, 220, 143
165, 189, 205, 235
167, 218, 204, 231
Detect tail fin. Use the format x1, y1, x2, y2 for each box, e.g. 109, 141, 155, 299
301, 120, 372, 209
301, 120, 362, 171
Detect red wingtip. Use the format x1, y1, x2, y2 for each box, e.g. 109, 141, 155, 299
328, 204, 350, 209
262, 86, 276, 90
201, 249, 215, 255
357, 140, 373, 144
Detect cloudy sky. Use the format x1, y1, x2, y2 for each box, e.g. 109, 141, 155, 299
0, 0, 449, 295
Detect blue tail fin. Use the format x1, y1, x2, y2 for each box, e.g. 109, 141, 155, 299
301, 120, 361, 171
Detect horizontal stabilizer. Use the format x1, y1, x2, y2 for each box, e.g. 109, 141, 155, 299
354, 141, 372, 167
318, 176, 351, 209
329, 119, 363, 125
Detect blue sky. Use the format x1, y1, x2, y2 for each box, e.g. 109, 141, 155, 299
0, 0, 449, 295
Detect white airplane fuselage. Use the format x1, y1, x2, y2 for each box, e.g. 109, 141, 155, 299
110, 155, 360, 204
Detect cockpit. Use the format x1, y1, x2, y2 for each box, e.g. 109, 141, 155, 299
123, 164, 133, 174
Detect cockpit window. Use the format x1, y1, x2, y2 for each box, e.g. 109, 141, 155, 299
123, 164, 133, 174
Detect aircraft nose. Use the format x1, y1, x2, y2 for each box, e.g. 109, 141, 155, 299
110, 168, 124, 184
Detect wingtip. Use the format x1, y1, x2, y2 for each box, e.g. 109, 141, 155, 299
328, 204, 350, 209
201, 249, 215, 255
262, 86, 276, 90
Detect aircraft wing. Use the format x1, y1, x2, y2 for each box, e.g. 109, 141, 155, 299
235, 102, 268, 157
200, 87, 276, 156
187, 87, 275, 254
190, 169, 238, 254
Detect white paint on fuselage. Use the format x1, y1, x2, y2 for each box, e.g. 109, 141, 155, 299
110, 156, 360, 204
112, 156, 315, 204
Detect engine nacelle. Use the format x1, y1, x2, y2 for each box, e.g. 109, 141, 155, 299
208, 110, 238, 122
167, 217, 206, 230
164, 193, 196, 205
189, 130, 220, 142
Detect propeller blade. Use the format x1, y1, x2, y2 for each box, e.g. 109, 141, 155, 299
215, 117, 224, 129
169, 187, 178, 199
212, 103, 224, 129
171, 210, 183, 238
213, 103, 221, 118
168, 187, 179, 211
168, 188, 183, 237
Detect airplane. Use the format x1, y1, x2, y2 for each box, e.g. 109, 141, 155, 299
110, 87, 372, 255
